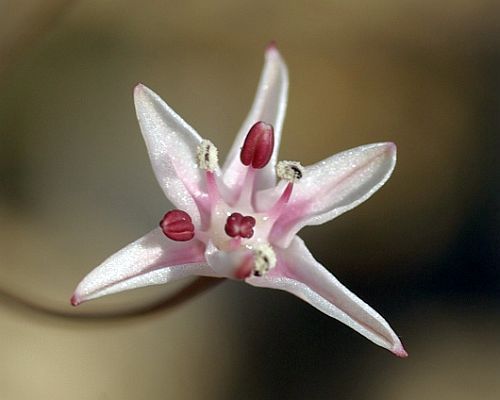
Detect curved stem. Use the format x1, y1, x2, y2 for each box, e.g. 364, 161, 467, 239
0, 277, 224, 323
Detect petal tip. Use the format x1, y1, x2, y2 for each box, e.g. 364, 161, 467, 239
133, 83, 156, 111
392, 343, 408, 358
386, 141, 397, 152
70, 293, 81, 307
375, 141, 396, 153
385, 142, 397, 163
134, 83, 145, 93
375, 142, 397, 161
266, 40, 277, 51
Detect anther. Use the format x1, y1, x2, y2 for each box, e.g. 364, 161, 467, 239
240, 122, 274, 169
197, 139, 219, 171
224, 212, 256, 239
160, 210, 195, 241
252, 244, 277, 276
276, 160, 304, 182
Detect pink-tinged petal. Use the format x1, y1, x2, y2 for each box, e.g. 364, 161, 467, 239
71, 228, 215, 304
223, 46, 288, 190
204, 241, 251, 279
260, 142, 396, 247
246, 237, 407, 356
134, 84, 207, 227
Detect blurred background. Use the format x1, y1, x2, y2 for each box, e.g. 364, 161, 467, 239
1, 1, 499, 399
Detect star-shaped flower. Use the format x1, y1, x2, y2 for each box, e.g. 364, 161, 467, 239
71, 45, 407, 357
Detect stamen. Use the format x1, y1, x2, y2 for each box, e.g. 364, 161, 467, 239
205, 169, 220, 204
240, 122, 274, 169
160, 210, 195, 241
196, 139, 221, 210
224, 212, 256, 239
276, 160, 304, 182
267, 182, 292, 216
252, 244, 277, 276
267, 161, 304, 216
197, 139, 219, 171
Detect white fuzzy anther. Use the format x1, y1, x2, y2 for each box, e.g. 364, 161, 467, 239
197, 139, 219, 171
276, 160, 304, 182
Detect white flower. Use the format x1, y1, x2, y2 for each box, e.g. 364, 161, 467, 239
71, 45, 407, 357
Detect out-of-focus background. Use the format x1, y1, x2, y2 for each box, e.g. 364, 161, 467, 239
1, 1, 499, 399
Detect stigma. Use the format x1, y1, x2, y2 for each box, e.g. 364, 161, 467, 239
224, 212, 256, 239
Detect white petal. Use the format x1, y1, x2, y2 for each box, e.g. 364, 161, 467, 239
204, 241, 249, 279
259, 142, 396, 247
246, 237, 407, 356
134, 84, 206, 226
71, 228, 214, 304
223, 46, 289, 190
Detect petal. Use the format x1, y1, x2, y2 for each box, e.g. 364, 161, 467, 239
260, 142, 396, 247
223, 45, 289, 191
246, 237, 407, 357
134, 84, 206, 226
71, 228, 215, 304
204, 241, 250, 279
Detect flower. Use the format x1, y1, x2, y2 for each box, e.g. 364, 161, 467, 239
71, 45, 407, 357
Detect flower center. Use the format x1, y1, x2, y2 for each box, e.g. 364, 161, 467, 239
224, 212, 256, 239
159, 122, 304, 279
207, 202, 271, 251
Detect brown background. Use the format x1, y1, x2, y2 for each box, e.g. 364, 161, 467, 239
0, 1, 499, 399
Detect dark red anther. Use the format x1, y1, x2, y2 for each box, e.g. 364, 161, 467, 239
224, 212, 256, 239
240, 121, 274, 169
160, 210, 195, 241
